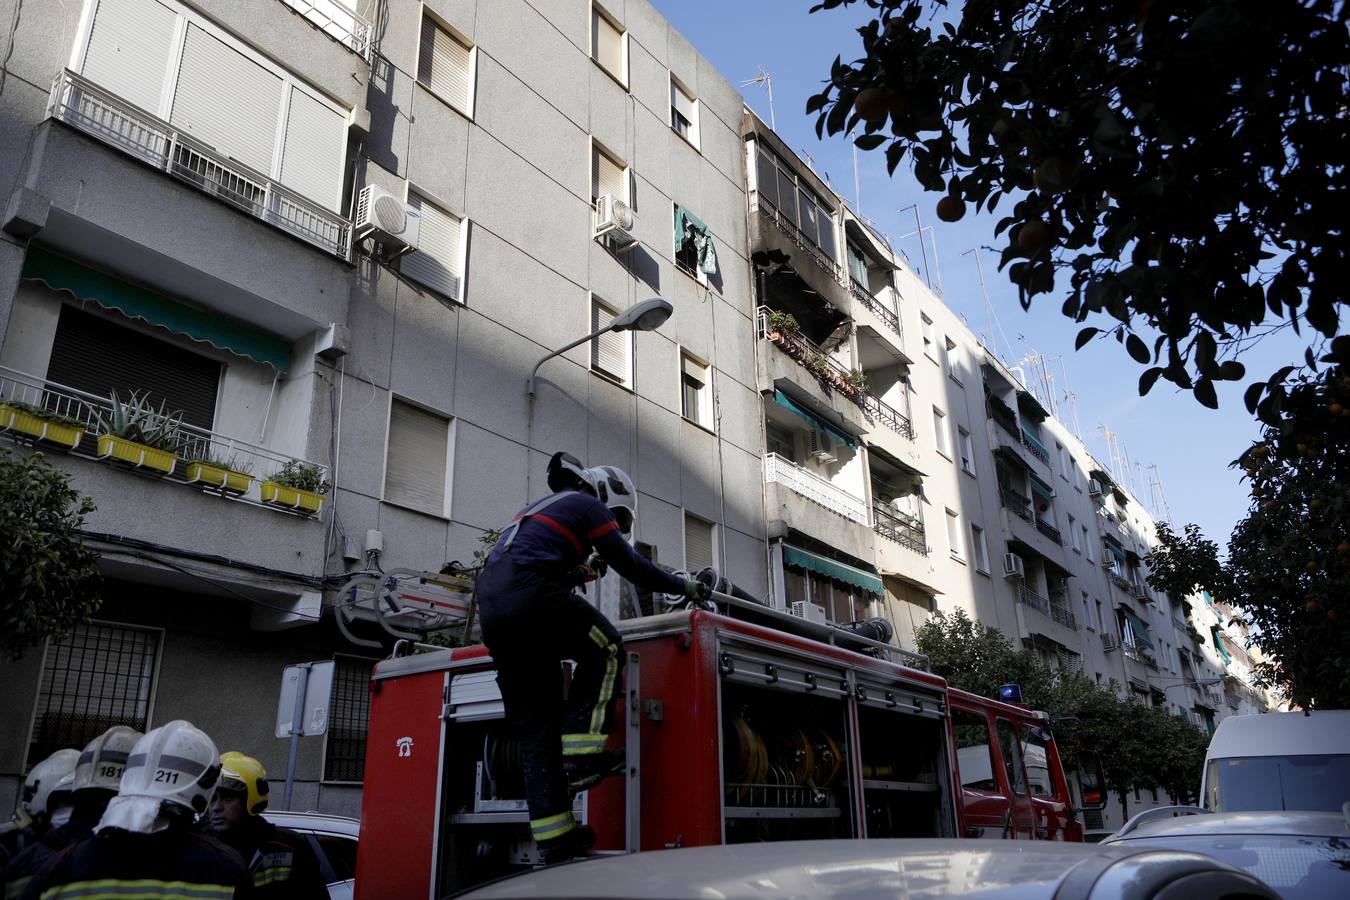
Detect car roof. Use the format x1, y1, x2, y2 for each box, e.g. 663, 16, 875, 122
264, 810, 361, 837
1108, 810, 1350, 841
1205, 710, 1350, 759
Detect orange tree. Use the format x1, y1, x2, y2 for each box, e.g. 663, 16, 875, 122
807, 0, 1349, 419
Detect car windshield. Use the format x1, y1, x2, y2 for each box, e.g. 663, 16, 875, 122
1206, 754, 1350, 812
1120, 834, 1350, 899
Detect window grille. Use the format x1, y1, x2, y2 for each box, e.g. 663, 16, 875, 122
323, 656, 375, 782
27, 623, 159, 769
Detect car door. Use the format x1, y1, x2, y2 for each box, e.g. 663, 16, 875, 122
950, 706, 1011, 838
994, 717, 1035, 839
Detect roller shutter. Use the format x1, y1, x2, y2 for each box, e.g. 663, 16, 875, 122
590, 299, 629, 383
401, 193, 462, 301
418, 15, 473, 114
383, 398, 449, 515
80, 0, 178, 115
278, 85, 346, 211
684, 514, 714, 572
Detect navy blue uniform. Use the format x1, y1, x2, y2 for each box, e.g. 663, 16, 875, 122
475, 489, 685, 848
2, 807, 98, 900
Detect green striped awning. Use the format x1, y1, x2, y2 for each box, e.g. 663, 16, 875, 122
1121, 607, 1154, 650
1017, 390, 1049, 422
783, 545, 882, 596
1029, 477, 1055, 501
772, 390, 859, 449
22, 247, 290, 372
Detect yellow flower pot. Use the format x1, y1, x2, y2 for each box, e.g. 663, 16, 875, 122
97, 434, 177, 475
0, 403, 85, 449
185, 461, 254, 495
260, 480, 324, 514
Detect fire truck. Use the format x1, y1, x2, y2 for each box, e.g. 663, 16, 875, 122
349, 580, 1088, 899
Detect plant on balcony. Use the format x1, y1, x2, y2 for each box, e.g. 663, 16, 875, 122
0, 400, 86, 449
184, 451, 255, 496
91, 391, 182, 475
260, 459, 330, 515
807, 353, 830, 378
765, 310, 801, 340
844, 369, 869, 396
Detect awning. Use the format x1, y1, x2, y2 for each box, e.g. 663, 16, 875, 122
783, 544, 883, 596
1112, 485, 1130, 507
772, 390, 858, 449
1016, 390, 1049, 422
868, 442, 926, 479
993, 445, 1029, 470
22, 247, 291, 372
1103, 534, 1127, 563
674, 203, 719, 276
1029, 477, 1055, 502
1089, 468, 1115, 492
1121, 607, 1155, 650
1021, 426, 1050, 458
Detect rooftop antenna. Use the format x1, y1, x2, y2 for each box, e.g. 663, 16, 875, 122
896, 203, 932, 291
961, 248, 1004, 363
1055, 356, 1083, 441
741, 68, 775, 130
1097, 424, 1130, 487
1147, 463, 1174, 525
852, 140, 862, 216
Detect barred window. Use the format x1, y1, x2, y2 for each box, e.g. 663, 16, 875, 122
323, 656, 375, 782
27, 622, 160, 768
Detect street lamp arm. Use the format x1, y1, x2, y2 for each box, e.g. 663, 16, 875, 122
527, 327, 611, 398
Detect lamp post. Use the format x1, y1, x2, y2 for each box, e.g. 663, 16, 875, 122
526, 297, 674, 398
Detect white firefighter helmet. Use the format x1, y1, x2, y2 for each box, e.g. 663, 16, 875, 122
21, 748, 80, 819
98, 720, 220, 834
74, 726, 144, 794
583, 465, 637, 534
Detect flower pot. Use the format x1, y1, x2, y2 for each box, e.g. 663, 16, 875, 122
97, 434, 177, 474
260, 480, 324, 514
185, 461, 254, 495
0, 403, 85, 449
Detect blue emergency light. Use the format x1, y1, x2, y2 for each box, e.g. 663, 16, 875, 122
997, 683, 1022, 703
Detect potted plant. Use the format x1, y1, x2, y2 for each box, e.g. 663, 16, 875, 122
0, 399, 86, 449
184, 451, 254, 495
765, 310, 800, 342
92, 391, 182, 475
261, 459, 330, 514
845, 369, 869, 395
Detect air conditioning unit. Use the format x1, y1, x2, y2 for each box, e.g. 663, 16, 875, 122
807, 428, 837, 464
594, 194, 638, 250
1132, 583, 1151, 602
355, 185, 421, 254
1101, 633, 1120, 652
790, 600, 827, 624
1088, 479, 1103, 497
1002, 552, 1025, 580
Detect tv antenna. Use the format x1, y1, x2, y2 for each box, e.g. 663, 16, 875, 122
741, 68, 775, 130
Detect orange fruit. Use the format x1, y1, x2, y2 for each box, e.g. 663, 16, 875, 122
936, 196, 967, 222
854, 88, 890, 124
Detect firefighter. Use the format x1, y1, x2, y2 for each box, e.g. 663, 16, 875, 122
2, 727, 142, 900
204, 752, 328, 899
23, 720, 254, 900
475, 452, 709, 864
0, 749, 79, 876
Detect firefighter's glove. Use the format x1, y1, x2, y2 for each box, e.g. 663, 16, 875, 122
684, 579, 711, 604
571, 564, 599, 585
587, 553, 609, 579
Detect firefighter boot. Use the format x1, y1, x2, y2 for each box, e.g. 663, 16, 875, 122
537, 824, 596, 865
564, 748, 626, 794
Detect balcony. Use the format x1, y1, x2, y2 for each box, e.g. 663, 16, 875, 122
1034, 516, 1063, 545
48, 70, 351, 260
752, 194, 845, 286
1000, 486, 1033, 522
872, 503, 928, 556
987, 394, 1022, 440
1017, 584, 1077, 629
279, 0, 372, 58
0, 365, 327, 516
849, 279, 903, 342
764, 452, 867, 525
758, 307, 865, 405
1020, 429, 1050, 465
859, 392, 914, 440
1123, 643, 1159, 669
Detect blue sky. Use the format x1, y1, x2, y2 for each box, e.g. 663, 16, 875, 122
650, 0, 1303, 550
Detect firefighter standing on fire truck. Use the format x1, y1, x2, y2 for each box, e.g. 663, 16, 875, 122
475, 453, 708, 864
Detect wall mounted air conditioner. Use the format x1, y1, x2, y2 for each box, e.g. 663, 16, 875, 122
1101, 633, 1121, 652
1002, 552, 1025, 579
790, 600, 827, 624
1088, 479, 1103, 497
594, 193, 638, 250
807, 428, 836, 464
355, 185, 421, 254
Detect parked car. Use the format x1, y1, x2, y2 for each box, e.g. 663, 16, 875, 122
455, 838, 1277, 899
1201, 710, 1350, 812
266, 810, 360, 900
1103, 807, 1350, 899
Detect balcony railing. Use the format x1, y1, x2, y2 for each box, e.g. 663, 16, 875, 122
1000, 486, 1032, 522
279, 0, 372, 58
764, 452, 868, 525
1109, 571, 1133, 592
0, 365, 328, 514
1035, 516, 1063, 545
872, 503, 928, 555
1017, 584, 1078, 629
751, 194, 845, 285
1123, 643, 1158, 668
859, 392, 915, 440
850, 279, 903, 342
758, 307, 863, 404
48, 70, 351, 260
1020, 430, 1050, 464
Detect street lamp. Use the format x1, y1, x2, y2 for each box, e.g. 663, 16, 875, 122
526, 297, 673, 397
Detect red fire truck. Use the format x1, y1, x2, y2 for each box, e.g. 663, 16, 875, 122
351, 588, 1090, 898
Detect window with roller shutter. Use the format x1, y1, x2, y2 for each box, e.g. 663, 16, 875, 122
401, 191, 465, 303
591, 5, 626, 85
670, 76, 698, 148
684, 513, 715, 573
383, 398, 451, 517
590, 297, 631, 387
592, 143, 627, 206
417, 13, 475, 118
680, 352, 713, 430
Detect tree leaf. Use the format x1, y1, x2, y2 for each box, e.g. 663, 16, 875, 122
1139, 367, 1165, 396
1126, 333, 1151, 364
1075, 327, 1100, 350
1193, 378, 1218, 409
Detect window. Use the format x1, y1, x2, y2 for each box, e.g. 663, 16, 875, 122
417, 12, 475, 117
752, 144, 837, 263
1019, 726, 1056, 798
681, 352, 713, 429
402, 191, 465, 302
683, 512, 715, 572
766, 420, 796, 460
27, 622, 160, 768
920, 314, 936, 360
1083, 525, 1094, 562
590, 296, 632, 386
1057, 443, 1072, 481
970, 524, 989, 573
323, 656, 375, 782
1095, 599, 1104, 632
951, 708, 1000, 793
946, 509, 964, 560
996, 718, 1029, 795
592, 142, 628, 205
1082, 592, 1093, 630
670, 75, 698, 147
957, 427, 976, 475
1068, 514, 1080, 552
591, 4, 626, 85
944, 337, 962, 383
783, 565, 869, 626
932, 407, 951, 457
383, 398, 451, 516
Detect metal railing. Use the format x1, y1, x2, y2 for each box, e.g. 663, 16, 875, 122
1123, 643, 1158, 668
48, 70, 351, 260
1021, 430, 1050, 464
757, 307, 863, 403
1016, 584, 1077, 629
751, 194, 845, 285
1000, 486, 1032, 521
1035, 516, 1063, 545
764, 452, 868, 525
278, 0, 372, 58
986, 395, 1021, 437
872, 503, 928, 555
0, 365, 327, 509
850, 279, 903, 341
859, 392, 914, 440
1109, 571, 1133, 592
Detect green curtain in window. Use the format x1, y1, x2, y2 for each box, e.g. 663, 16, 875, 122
1121, 607, 1155, 650
674, 203, 719, 275
783, 544, 882, 596
846, 243, 868, 286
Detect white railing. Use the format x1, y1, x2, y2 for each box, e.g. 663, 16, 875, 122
764, 452, 868, 525
0, 365, 328, 510
278, 0, 372, 58
48, 70, 351, 260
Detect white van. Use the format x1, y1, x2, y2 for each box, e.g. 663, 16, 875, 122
1200, 710, 1350, 812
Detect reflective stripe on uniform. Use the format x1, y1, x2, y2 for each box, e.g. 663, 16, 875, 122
5, 876, 32, 900
251, 867, 292, 888
529, 812, 574, 842
560, 733, 606, 755
588, 626, 620, 735
40, 879, 237, 899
